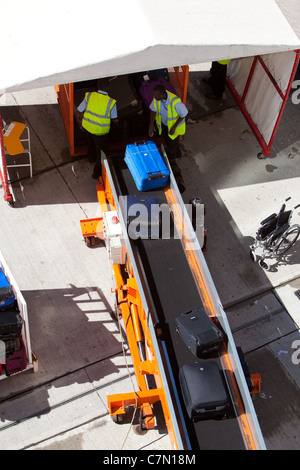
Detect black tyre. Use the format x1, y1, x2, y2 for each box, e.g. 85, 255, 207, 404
275, 226, 300, 255
258, 259, 270, 271
249, 250, 256, 262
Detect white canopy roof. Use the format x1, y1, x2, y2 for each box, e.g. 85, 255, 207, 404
0, 0, 299, 94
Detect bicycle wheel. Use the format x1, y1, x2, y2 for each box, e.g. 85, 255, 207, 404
275, 225, 300, 255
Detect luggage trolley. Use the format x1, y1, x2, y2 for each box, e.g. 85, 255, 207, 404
250, 197, 300, 270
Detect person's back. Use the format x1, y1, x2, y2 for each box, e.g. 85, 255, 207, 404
77, 78, 118, 179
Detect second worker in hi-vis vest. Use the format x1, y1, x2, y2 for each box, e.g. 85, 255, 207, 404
77, 78, 118, 179
148, 84, 188, 193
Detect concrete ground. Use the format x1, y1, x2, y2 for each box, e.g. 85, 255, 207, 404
0, 64, 299, 450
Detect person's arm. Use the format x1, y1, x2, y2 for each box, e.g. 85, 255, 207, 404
76, 98, 86, 123
77, 98, 86, 114
110, 102, 119, 125
169, 101, 188, 135
148, 110, 156, 137
169, 116, 186, 135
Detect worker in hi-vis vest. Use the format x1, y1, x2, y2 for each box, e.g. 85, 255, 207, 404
77, 78, 118, 179
204, 59, 231, 100
148, 84, 188, 161
148, 84, 188, 193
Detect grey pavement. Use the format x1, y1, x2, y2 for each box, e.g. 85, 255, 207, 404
0, 66, 299, 450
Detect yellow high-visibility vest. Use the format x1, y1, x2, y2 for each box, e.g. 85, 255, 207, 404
82, 92, 116, 136
217, 59, 231, 65
153, 91, 186, 140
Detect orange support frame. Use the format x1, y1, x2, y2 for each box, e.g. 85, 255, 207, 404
174, 65, 189, 105
79, 170, 116, 245
80, 165, 179, 448
56, 66, 189, 157
109, 261, 179, 447
81, 159, 262, 450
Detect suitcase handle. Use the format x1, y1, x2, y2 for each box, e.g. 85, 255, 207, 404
147, 172, 164, 181
134, 140, 147, 146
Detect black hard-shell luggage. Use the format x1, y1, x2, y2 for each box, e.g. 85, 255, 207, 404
148, 68, 170, 82
108, 75, 142, 119
4, 337, 21, 358
175, 307, 224, 358
121, 195, 161, 239
179, 361, 230, 421
0, 308, 23, 340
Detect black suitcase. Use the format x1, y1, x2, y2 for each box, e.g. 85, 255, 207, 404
4, 337, 21, 358
147, 68, 170, 82
120, 195, 161, 239
175, 307, 224, 358
108, 75, 143, 119
0, 308, 23, 340
179, 361, 230, 421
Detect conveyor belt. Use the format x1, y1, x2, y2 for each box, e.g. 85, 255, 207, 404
111, 155, 247, 450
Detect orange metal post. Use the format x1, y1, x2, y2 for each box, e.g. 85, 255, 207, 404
56, 84, 75, 156
107, 389, 161, 416
174, 65, 189, 105
80, 218, 104, 238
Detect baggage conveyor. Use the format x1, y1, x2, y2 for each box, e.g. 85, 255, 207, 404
80, 147, 266, 450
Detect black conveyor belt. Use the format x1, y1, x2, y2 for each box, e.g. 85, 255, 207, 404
112, 155, 247, 450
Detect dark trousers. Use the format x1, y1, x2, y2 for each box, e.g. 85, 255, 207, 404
161, 124, 182, 161
210, 61, 227, 98
161, 124, 185, 192
85, 131, 109, 177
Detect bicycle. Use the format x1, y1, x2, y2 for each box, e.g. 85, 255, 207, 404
250, 197, 300, 270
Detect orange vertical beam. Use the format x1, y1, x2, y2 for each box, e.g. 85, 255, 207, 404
69, 84, 74, 156
174, 65, 189, 104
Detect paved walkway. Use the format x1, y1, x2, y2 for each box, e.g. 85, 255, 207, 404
0, 74, 299, 449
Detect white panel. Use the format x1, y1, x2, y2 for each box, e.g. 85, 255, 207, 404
0, 0, 299, 93
244, 60, 283, 143
227, 57, 254, 97
228, 51, 298, 144
260, 50, 297, 94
